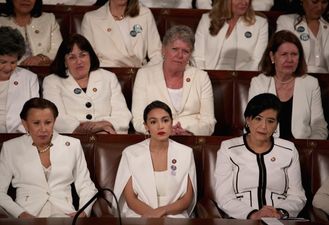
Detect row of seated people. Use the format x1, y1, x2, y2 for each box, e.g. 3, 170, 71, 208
1, 25, 329, 139
0, 0, 328, 73
0, 96, 328, 220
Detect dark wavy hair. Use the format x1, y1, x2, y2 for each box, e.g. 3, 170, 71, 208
289, 0, 329, 24
143, 100, 173, 123
0, 26, 25, 60
244, 93, 281, 133
20, 98, 59, 120
259, 30, 307, 77
3, 0, 42, 17
51, 33, 100, 78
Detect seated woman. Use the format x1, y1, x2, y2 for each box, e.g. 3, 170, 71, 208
276, 0, 329, 73
0, 26, 39, 133
132, 25, 216, 136
139, 0, 212, 9
0, 0, 62, 66
0, 98, 97, 218
114, 100, 197, 217
81, 0, 162, 67
248, 30, 328, 139
193, 0, 268, 70
313, 177, 329, 215
43, 33, 131, 134
215, 93, 306, 219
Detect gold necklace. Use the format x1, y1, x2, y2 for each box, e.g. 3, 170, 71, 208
274, 76, 295, 84
33, 143, 53, 153
112, 14, 125, 21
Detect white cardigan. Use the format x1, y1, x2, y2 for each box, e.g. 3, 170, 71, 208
193, 13, 268, 70
43, 69, 132, 134
3, 67, 39, 133
0, 133, 97, 218
132, 63, 216, 135
248, 73, 328, 139
114, 139, 197, 217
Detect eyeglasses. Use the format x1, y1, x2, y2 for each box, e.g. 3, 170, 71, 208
66, 51, 89, 63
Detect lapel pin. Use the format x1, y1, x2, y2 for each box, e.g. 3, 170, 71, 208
172, 159, 177, 164
35, 29, 39, 34
65, 141, 70, 146
296, 26, 305, 33
14, 81, 18, 86
300, 33, 310, 41
93, 88, 97, 92
107, 28, 112, 32
271, 157, 276, 162
244, 31, 252, 38
186, 78, 191, 82
74, 88, 82, 94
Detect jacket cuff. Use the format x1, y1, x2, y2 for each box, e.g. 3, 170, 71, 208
247, 209, 258, 219
276, 208, 289, 219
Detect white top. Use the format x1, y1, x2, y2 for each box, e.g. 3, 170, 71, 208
252, 0, 274, 11
307, 26, 328, 73
216, 27, 238, 70
154, 170, 168, 207
42, 165, 52, 182
0, 80, 9, 133
167, 87, 183, 112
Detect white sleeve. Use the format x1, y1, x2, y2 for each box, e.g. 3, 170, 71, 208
193, 14, 208, 69
73, 140, 97, 217
145, 9, 162, 66
0, 145, 25, 218
195, 0, 212, 9
215, 141, 256, 219
251, 18, 268, 71
274, 147, 306, 217
313, 178, 329, 214
132, 69, 148, 134
46, 13, 62, 60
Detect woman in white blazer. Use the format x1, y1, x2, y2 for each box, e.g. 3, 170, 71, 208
0, 0, 62, 66
0, 98, 97, 218
276, 0, 329, 73
193, 0, 268, 71
0, 26, 39, 133
114, 101, 197, 217
249, 30, 328, 139
139, 0, 212, 9
43, 34, 131, 134
215, 93, 306, 219
81, 0, 162, 67
132, 25, 216, 136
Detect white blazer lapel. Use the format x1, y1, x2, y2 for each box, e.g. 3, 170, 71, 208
299, 19, 311, 62
179, 67, 193, 114
132, 141, 158, 208
206, 23, 228, 68
154, 69, 174, 108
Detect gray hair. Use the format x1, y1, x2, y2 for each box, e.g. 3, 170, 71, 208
162, 25, 195, 52
0, 26, 25, 60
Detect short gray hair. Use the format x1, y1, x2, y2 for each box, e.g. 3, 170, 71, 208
162, 25, 195, 52
0, 26, 25, 60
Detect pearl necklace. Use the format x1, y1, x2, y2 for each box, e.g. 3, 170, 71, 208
274, 76, 295, 84
33, 143, 53, 153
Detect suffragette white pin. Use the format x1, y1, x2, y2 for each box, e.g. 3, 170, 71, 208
244, 31, 252, 38
130, 24, 142, 37
74, 88, 82, 94
300, 33, 309, 41
296, 26, 305, 33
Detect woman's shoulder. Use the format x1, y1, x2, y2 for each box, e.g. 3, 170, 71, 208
170, 139, 193, 152
273, 137, 296, 152
137, 63, 162, 74
12, 67, 38, 81
251, 73, 271, 82
91, 68, 117, 78
35, 12, 56, 22
43, 73, 63, 82
53, 133, 81, 146
255, 14, 268, 24
138, 4, 153, 16
277, 13, 298, 21
186, 66, 209, 78
122, 139, 149, 156
220, 136, 244, 150
297, 74, 319, 87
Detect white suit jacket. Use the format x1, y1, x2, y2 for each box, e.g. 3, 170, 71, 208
248, 73, 328, 139
81, 4, 162, 67
113, 139, 197, 217
43, 69, 132, 134
193, 13, 268, 71
313, 177, 329, 214
215, 136, 306, 219
0, 132, 97, 218
276, 14, 329, 73
139, 0, 212, 9
3, 67, 39, 133
0, 13, 62, 61
132, 63, 216, 135
43, 0, 96, 5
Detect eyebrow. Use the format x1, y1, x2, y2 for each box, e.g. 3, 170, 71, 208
147, 116, 170, 120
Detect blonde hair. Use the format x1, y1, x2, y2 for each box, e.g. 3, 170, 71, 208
209, 0, 256, 36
